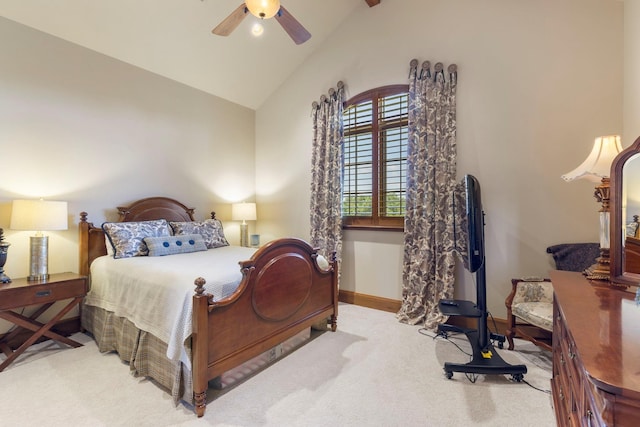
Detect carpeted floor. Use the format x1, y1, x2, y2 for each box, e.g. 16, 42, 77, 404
1, 303, 556, 426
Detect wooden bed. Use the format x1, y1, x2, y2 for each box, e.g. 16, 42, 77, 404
79, 196, 338, 417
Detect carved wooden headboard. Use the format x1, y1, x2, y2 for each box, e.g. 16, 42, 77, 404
79, 196, 214, 276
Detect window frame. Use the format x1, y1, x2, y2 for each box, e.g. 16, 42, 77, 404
342, 84, 409, 231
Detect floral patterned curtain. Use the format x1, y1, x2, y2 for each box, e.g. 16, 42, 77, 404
310, 81, 345, 263
397, 60, 458, 329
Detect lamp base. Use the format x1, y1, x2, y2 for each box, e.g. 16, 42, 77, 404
28, 235, 49, 282
240, 223, 249, 247
584, 248, 610, 281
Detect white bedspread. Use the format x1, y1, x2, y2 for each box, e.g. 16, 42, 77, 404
84, 246, 258, 369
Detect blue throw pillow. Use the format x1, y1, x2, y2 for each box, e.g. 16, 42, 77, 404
144, 234, 207, 257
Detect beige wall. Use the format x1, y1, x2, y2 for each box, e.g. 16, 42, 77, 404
625, 0, 640, 143
255, 0, 624, 317
0, 17, 255, 330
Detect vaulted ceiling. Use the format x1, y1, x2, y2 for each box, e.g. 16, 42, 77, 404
0, 0, 381, 110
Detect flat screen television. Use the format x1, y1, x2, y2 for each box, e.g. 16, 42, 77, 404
464, 174, 485, 273
454, 174, 485, 273
453, 174, 488, 346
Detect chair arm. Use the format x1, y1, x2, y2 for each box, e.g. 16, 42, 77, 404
506, 278, 553, 308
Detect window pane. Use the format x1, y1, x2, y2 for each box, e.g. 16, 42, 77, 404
381, 125, 407, 217
342, 86, 409, 227
380, 93, 408, 125
343, 131, 373, 217
344, 100, 373, 134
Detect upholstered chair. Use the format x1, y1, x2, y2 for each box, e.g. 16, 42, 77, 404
505, 242, 599, 351
505, 278, 553, 351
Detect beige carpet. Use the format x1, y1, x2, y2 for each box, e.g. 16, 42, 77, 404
1, 303, 556, 426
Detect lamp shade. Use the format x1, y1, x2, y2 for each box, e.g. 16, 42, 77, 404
232, 202, 257, 221
562, 135, 622, 183
245, 0, 281, 19
10, 200, 68, 231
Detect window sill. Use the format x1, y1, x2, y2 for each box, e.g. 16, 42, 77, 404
342, 224, 404, 232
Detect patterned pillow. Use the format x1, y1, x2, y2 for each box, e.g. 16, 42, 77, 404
105, 235, 114, 257
102, 219, 172, 259
170, 219, 229, 249
144, 234, 207, 257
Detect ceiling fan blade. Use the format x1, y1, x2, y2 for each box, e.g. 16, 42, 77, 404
212, 4, 248, 36
274, 6, 311, 45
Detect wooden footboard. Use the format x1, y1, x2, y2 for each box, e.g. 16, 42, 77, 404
192, 238, 338, 417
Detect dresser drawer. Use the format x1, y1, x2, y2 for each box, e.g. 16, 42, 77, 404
581, 381, 606, 427
0, 278, 87, 310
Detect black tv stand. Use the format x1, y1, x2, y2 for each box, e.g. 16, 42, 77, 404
437, 264, 527, 381
437, 323, 526, 380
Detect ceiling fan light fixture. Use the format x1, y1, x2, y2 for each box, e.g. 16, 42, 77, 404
251, 22, 265, 37
245, 0, 280, 19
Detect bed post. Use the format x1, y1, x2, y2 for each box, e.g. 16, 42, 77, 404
192, 277, 209, 418
79, 212, 90, 277
330, 251, 338, 332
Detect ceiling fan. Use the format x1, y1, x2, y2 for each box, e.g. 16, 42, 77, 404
212, 0, 311, 45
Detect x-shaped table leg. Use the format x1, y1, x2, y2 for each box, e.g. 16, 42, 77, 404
0, 296, 84, 372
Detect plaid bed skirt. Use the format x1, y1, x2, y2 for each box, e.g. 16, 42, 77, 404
81, 304, 193, 405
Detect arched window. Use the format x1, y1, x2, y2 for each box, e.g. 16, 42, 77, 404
342, 85, 409, 230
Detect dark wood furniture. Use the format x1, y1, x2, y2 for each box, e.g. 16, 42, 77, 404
550, 270, 640, 426
79, 196, 338, 417
610, 134, 640, 287
504, 278, 552, 351
624, 236, 640, 274
0, 272, 88, 372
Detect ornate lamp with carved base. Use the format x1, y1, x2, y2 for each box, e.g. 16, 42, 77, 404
583, 177, 612, 280
562, 135, 622, 281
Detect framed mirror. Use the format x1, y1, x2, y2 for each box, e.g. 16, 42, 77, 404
610, 135, 640, 287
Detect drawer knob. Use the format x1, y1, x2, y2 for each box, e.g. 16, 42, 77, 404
35, 290, 51, 297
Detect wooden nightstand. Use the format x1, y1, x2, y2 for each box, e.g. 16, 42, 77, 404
0, 272, 88, 372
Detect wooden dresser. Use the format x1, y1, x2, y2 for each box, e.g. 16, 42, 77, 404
550, 270, 640, 426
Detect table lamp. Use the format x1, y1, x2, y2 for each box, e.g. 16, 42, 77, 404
562, 135, 622, 280
10, 199, 68, 281
232, 202, 257, 247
